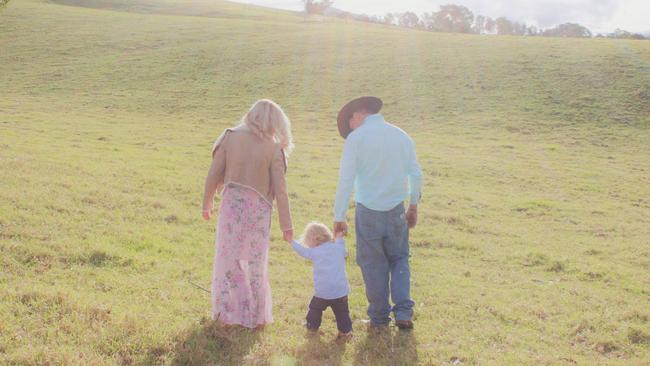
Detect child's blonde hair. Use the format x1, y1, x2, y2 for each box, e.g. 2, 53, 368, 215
301, 222, 334, 248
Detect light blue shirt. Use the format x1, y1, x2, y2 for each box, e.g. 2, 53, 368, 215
291, 238, 350, 300
333, 113, 422, 222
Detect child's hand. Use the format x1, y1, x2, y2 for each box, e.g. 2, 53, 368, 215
283, 229, 293, 242
202, 210, 211, 221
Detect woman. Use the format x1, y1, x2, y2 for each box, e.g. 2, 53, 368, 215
202, 99, 294, 329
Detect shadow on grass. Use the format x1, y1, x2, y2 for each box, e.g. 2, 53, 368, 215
354, 328, 418, 366
146, 318, 262, 365
294, 331, 347, 366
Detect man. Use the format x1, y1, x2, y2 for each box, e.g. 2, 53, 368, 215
333, 96, 422, 330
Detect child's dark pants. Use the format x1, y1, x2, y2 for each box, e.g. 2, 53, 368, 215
306, 295, 352, 333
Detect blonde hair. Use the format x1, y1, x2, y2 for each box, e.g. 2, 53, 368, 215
240, 99, 294, 155
301, 222, 334, 248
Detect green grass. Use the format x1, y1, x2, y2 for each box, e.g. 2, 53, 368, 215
1, 0, 649, 364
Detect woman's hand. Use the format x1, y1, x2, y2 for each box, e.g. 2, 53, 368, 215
283, 229, 293, 242
202, 210, 211, 221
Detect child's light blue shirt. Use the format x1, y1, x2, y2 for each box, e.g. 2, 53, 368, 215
291, 238, 350, 300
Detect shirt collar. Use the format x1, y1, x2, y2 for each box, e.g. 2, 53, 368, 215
349, 113, 384, 137
362, 113, 384, 125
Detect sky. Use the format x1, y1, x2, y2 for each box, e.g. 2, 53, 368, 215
231, 0, 650, 34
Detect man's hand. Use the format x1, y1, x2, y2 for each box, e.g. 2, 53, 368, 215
283, 229, 293, 242
406, 204, 418, 229
333, 221, 348, 237
202, 210, 211, 221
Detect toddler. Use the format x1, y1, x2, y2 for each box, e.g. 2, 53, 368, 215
291, 222, 352, 338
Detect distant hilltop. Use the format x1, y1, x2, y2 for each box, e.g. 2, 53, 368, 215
300, 0, 649, 40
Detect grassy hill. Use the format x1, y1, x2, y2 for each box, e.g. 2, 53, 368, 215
1, 0, 649, 364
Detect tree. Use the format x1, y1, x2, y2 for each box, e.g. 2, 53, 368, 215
526, 25, 539, 36
484, 17, 496, 34
368, 15, 382, 24
542, 23, 592, 38
496, 17, 514, 35
398, 12, 421, 29
427, 4, 474, 33
512, 21, 527, 36
421, 12, 435, 31
383, 13, 397, 26
302, 0, 333, 15
473, 15, 486, 34
607, 29, 646, 40
354, 13, 370, 22
608, 28, 632, 38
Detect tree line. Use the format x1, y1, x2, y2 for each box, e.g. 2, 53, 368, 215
302, 1, 648, 40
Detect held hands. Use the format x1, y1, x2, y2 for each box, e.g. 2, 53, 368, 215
406, 204, 418, 229
283, 229, 293, 243
333, 221, 348, 237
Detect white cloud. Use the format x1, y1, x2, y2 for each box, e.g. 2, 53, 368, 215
604, 0, 650, 34
233, 0, 650, 33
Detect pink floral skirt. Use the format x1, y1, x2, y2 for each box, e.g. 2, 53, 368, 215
211, 183, 273, 328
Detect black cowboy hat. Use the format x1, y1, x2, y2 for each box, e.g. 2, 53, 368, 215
337, 96, 383, 139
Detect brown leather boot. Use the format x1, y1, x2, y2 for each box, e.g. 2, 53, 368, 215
395, 320, 414, 330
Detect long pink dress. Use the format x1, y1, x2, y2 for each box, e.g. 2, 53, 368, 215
211, 183, 273, 328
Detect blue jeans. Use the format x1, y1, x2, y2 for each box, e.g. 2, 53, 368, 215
355, 202, 414, 325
